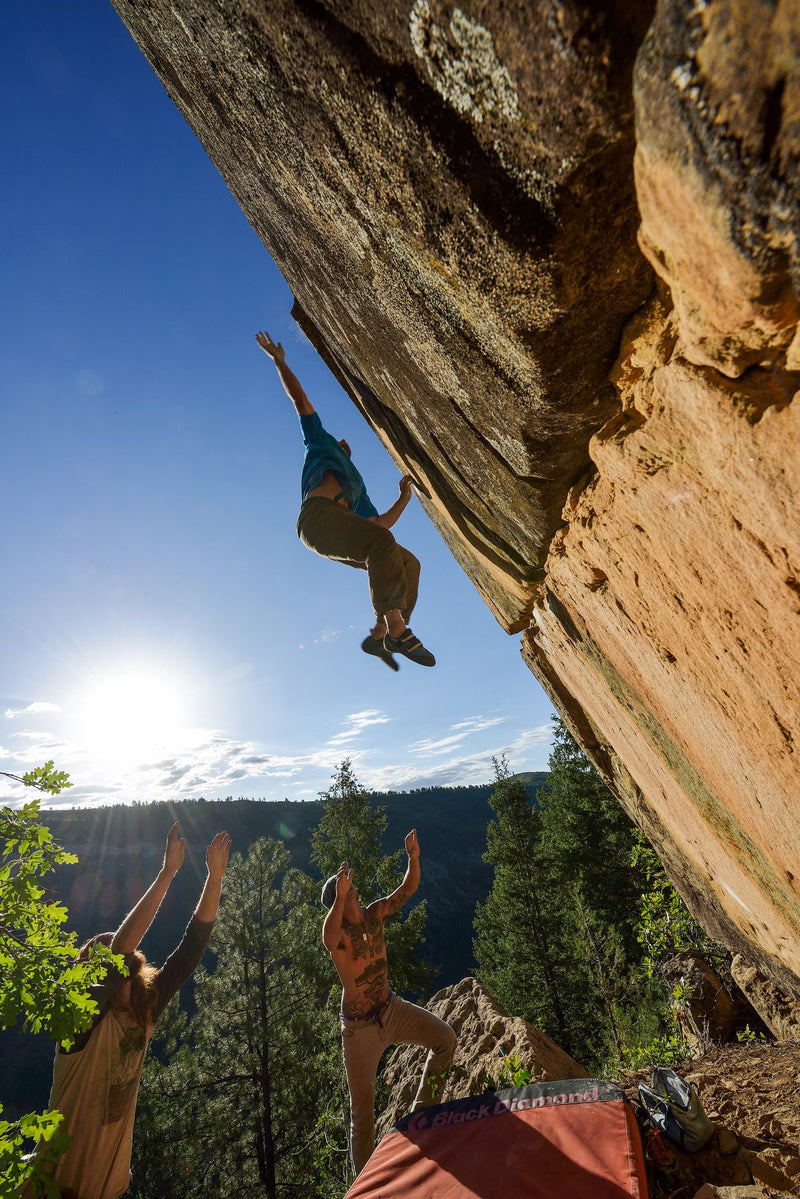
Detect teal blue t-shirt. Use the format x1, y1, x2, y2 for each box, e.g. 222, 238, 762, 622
299, 412, 378, 519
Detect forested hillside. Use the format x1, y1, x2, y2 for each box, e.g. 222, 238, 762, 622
1, 775, 545, 1120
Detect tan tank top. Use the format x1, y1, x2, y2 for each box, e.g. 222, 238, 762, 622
48, 1008, 152, 1198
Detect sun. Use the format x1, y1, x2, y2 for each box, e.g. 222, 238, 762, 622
73, 666, 188, 766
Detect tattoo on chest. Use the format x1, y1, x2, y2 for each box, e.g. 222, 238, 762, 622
343, 911, 385, 962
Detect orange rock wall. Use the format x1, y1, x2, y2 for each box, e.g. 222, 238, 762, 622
522, 0, 800, 996
524, 295, 800, 992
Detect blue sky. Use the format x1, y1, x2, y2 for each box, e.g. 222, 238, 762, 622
1, 2, 555, 808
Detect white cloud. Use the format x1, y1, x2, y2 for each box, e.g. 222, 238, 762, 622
365, 722, 552, 793
0, 724, 308, 808
5, 730, 73, 760
409, 714, 506, 758
327, 709, 390, 748
510, 724, 553, 753
449, 715, 506, 734
5, 701, 60, 719
0, 690, 553, 809
129, 729, 366, 802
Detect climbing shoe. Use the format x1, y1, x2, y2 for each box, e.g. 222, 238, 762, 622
383, 628, 436, 667
361, 635, 399, 671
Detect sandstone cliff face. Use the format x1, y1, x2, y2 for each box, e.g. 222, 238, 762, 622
111, 0, 800, 996
523, 0, 800, 999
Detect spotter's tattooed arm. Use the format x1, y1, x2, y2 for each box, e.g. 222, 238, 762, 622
322, 862, 354, 953
323, 862, 391, 1016
376, 829, 421, 919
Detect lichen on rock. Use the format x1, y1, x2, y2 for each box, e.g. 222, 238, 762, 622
408, 0, 521, 125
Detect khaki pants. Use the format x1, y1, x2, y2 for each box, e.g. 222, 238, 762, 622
341, 994, 456, 1175
297, 497, 420, 620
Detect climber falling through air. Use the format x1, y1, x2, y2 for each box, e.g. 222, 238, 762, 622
256, 330, 435, 669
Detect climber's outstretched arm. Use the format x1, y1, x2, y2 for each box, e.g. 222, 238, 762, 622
372, 475, 415, 530
256, 330, 314, 416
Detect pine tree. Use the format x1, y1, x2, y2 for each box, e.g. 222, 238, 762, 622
473, 757, 573, 1052
311, 759, 390, 900
537, 720, 646, 961
473, 728, 670, 1070
535, 721, 662, 1065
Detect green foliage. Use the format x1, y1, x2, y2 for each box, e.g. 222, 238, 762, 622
1, 761, 73, 797
303, 1023, 352, 1198
607, 1017, 692, 1072
0, 797, 118, 1043
538, 729, 649, 962
735, 1024, 768, 1044
0, 1108, 70, 1199
473, 725, 699, 1073
631, 832, 729, 980
0, 767, 121, 1199
499, 1055, 531, 1088
473, 756, 572, 1047
18, 762, 72, 796
483, 1051, 532, 1091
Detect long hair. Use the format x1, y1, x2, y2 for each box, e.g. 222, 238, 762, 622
109, 949, 161, 1028
79, 934, 160, 1029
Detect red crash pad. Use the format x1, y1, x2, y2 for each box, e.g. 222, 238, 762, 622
345, 1079, 648, 1198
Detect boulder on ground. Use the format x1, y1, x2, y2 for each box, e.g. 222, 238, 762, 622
730, 956, 800, 1041
663, 950, 769, 1049
376, 976, 587, 1135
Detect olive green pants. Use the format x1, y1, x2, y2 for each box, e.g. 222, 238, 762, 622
297, 497, 419, 620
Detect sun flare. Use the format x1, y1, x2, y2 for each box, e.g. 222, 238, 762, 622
74, 666, 188, 765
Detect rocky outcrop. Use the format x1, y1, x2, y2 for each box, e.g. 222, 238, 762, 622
731, 954, 800, 1041
522, 1, 800, 1000
374, 976, 587, 1136
662, 950, 769, 1050
110, 1, 800, 996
